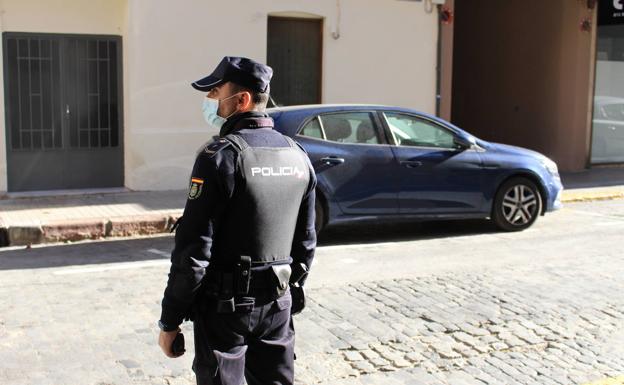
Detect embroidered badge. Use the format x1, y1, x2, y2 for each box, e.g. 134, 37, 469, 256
188, 177, 204, 200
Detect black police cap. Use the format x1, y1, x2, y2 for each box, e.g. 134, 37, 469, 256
192, 56, 273, 93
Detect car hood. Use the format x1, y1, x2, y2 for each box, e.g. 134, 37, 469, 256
484, 141, 548, 160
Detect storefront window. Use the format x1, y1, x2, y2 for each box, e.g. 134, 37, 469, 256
592, 1, 624, 163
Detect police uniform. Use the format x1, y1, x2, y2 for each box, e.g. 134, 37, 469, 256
159, 57, 317, 385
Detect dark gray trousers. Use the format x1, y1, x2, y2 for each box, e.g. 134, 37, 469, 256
192, 291, 294, 385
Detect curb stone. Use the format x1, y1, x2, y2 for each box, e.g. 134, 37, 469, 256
561, 191, 624, 203
8, 225, 44, 246
42, 218, 107, 243
107, 215, 169, 237
2, 212, 181, 247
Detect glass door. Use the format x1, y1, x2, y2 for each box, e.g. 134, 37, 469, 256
592, 1, 624, 163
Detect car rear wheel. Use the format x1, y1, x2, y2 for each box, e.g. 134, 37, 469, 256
492, 177, 542, 232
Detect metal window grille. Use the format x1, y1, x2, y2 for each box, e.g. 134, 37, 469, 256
4, 34, 120, 151
6, 37, 62, 151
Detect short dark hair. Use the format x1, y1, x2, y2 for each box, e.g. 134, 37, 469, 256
230, 83, 270, 111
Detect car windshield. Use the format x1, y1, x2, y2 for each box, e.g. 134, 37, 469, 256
601, 103, 624, 121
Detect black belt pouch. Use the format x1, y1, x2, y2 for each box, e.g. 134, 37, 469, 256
270, 264, 292, 297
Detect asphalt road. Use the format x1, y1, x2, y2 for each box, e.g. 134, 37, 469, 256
0, 200, 623, 384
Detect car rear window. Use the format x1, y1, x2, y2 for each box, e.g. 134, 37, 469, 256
300, 117, 324, 139
321, 112, 380, 144
300, 112, 380, 145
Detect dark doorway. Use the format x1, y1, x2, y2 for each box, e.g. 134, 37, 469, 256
267, 17, 322, 106
3, 32, 123, 192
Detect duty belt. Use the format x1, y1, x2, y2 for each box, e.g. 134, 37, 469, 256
203, 267, 276, 295
203, 260, 291, 295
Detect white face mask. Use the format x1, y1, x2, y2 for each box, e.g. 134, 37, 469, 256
202, 93, 240, 130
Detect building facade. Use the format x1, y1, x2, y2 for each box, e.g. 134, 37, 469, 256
0, 0, 439, 193
1, 0, 622, 195
441, 0, 624, 173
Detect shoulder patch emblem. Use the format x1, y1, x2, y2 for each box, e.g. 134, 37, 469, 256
188, 177, 204, 200
203, 138, 231, 157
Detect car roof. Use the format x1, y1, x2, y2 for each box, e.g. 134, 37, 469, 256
267, 103, 414, 115
268, 103, 391, 112
594, 96, 624, 105
267, 104, 460, 137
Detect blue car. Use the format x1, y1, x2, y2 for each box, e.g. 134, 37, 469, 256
268, 105, 563, 232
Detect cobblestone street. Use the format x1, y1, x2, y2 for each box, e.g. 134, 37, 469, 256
1, 200, 623, 384
297, 262, 624, 384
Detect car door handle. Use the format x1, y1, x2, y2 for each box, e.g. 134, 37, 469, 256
400, 160, 423, 168
320, 157, 345, 165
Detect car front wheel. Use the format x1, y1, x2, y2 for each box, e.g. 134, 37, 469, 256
492, 177, 543, 232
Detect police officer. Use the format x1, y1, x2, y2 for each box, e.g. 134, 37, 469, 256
158, 56, 317, 385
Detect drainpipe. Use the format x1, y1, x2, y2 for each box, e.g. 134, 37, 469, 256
435, 4, 442, 117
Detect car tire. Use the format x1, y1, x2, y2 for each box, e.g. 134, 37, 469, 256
492, 177, 543, 232
315, 197, 325, 235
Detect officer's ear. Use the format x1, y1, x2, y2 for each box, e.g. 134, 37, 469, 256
238, 91, 253, 111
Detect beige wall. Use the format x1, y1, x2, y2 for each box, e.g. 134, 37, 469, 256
451, 0, 596, 172
0, 0, 126, 193
0, 0, 438, 192
125, 0, 439, 190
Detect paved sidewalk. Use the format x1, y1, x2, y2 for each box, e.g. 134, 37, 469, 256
0, 190, 185, 247
1, 168, 623, 247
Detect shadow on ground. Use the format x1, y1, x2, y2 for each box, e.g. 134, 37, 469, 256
0, 219, 499, 271
561, 167, 624, 189
0, 236, 174, 271
318, 219, 498, 246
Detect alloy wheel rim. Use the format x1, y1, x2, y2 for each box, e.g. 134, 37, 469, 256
502, 185, 538, 226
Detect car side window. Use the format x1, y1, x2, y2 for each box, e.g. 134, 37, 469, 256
319, 112, 382, 145
300, 117, 324, 139
384, 112, 456, 149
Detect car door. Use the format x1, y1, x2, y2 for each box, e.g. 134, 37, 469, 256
296, 111, 398, 215
380, 111, 486, 214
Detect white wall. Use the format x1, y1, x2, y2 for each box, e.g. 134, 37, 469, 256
0, 0, 126, 193
125, 0, 439, 190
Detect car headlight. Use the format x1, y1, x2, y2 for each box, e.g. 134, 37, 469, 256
541, 157, 559, 176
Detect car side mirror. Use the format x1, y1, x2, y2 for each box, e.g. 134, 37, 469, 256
453, 136, 473, 150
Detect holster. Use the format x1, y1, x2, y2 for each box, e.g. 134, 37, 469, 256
235, 256, 252, 296
290, 263, 309, 315
216, 297, 235, 313
201, 256, 254, 314
290, 283, 306, 315
290, 263, 309, 285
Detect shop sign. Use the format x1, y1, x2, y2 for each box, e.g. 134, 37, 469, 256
599, 0, 624, 25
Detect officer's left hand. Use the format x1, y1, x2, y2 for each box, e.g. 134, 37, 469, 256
158, 328, 181, 358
